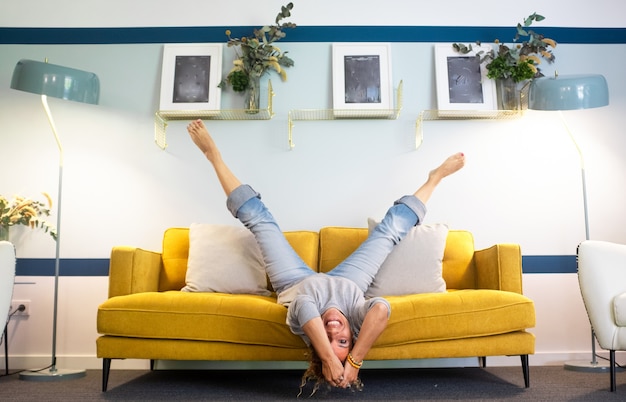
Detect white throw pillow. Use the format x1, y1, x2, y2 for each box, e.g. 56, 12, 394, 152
182, 223, 270, 296
365, 219, 448, 297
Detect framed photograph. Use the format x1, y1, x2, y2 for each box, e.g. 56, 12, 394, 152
159, 44, 223, 111
434, 44, 496, 115
332, 43, 393, 116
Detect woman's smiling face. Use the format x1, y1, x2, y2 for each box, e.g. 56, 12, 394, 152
321, 307, 353, 362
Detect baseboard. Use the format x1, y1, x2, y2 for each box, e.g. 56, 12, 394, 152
3, 351, 624, 372
3, 356, 151, 371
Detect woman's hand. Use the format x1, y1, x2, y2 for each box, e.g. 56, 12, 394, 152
339, 362, 359, 388
321, 354, 346, 386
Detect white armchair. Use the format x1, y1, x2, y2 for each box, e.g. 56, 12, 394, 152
1, 241, 16, 334
578, 240, 626, 392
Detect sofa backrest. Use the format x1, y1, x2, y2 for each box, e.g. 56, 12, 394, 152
160, 228, 320, 292
318, 227, 478, 290
284, 231, 320, 269
161, 228, 190, 291
441, 230, 478, 289
160, 227, 477, 292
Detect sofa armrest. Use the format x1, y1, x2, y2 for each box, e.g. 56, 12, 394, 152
108, 246, 163, 298
578, 240, 626, 350
474, 244, 523, 293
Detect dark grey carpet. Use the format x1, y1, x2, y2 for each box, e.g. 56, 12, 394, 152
0, 366, 624, 401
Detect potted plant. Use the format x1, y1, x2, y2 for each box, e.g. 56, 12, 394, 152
454, 13, 556, 110
219, 3, 296, 112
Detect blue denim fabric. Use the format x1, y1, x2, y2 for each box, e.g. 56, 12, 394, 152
226, 184, 426, 295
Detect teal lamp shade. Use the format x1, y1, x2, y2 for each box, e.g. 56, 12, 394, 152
10, 59, 100, 105
528, 74, 609, 111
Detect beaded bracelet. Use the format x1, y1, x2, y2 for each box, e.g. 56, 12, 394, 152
347, 353, 363, 369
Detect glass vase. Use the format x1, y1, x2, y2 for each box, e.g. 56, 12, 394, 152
497, 78, 529, 111
244, 75, 261, 114
0, 225, 9, 242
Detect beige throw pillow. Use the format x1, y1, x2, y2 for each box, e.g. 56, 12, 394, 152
182, 223, 270, 296
365, 219, 448, 297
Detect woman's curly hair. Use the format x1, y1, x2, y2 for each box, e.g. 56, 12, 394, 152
297, 347, 363, 397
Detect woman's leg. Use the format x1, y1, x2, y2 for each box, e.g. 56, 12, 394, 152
227, 185, 315, 293
327, 153, 465, 292
187, 120, 314, 293
326, 197, 422, 292
187, 119, 241, 196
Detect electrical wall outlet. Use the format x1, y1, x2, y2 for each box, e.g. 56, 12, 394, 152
10, 300, 30, 317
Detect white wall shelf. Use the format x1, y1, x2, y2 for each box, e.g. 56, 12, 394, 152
287, 81, 403, 149
153, 81, 275, 149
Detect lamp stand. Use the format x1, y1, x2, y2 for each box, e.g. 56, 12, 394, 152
556, 110, 611, 373
564, 329, 611, 372
19, 96, 85, 382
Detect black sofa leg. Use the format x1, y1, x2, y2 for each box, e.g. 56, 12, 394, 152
521, 354, 530, 388
102, 358, 111, 392
610, 350, 616, 392
150, 359, 155, 371
479, 356, 486, 367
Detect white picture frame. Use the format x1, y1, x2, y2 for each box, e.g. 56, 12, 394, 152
434, 44, 496, 116
332, 43, 393, 116
159, 44, 223, 111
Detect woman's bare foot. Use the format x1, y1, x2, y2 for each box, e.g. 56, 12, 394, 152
414, 152, 465, 204
187, 119, 221, 164
429, 152, 465, 183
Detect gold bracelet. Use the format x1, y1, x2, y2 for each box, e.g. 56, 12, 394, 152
347, 353, 363, 369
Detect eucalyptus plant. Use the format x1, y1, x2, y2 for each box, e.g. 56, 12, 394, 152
454, 13, 557, 83
220, 3, 296, 92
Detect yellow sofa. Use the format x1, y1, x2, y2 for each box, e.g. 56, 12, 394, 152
97, 227, 535, 391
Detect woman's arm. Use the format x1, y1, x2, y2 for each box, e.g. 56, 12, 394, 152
341, 302, 389, 387
302, 317, 345, 384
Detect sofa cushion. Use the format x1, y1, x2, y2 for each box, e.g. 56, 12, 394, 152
182, 223, 270, 296
97, 291, 305, 348
97, 289, 534, 350
377, 289, 535, 346
365, 220, 448, 297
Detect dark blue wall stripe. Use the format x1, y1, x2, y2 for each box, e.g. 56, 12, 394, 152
15, 255, 575, 276
522, 255, 577, 274
16, 258, 110, 276
1, 26, 624, 45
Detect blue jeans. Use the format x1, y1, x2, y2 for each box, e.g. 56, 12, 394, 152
227, 185, 426, 295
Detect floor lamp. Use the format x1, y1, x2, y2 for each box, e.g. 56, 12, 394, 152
528, 73, 610, 372
10, 59, 100, 381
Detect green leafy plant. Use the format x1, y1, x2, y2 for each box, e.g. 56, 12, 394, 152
219, 3, 296, 93
454, 13, 556, 82
0, 193, 57, 240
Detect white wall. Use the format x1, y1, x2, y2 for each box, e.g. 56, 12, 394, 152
1, 0, 625, 370
1, 0, 624, 27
